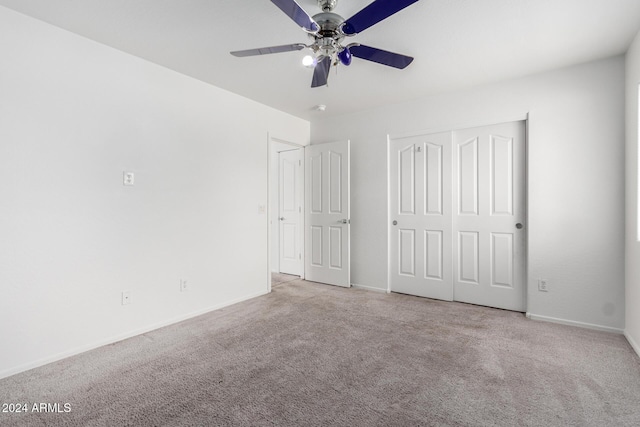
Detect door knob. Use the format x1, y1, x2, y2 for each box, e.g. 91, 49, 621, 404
516, 223, 523, 229
339, 219, 350, 224
392, 220, 398, 226
279, 217, 286, 221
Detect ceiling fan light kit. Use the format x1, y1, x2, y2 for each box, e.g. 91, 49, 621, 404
302, 55, 316, 67
230, 0, 420, 88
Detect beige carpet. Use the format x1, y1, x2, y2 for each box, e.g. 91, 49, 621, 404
1, 279, 639, 426
271, 272, 300, 286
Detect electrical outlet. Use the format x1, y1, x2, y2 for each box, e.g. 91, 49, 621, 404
122, 291, 131, 305
538, 279, 548, 292
123, 172, 135, 186
180, 279, 188, 292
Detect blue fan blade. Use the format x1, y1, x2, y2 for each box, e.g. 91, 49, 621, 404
342, 0, 419, 35
311, 56, 332, 88
271, 0, 319, 32
350, 45, 414, 69
231, 44, 305, 57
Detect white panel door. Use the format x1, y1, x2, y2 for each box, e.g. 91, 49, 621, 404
452, 121, 526, 311
278, 149, 303, 275
305, 141, 350, 287
390, 133, 453, 301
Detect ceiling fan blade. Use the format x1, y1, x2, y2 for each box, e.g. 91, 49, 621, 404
350, 45, 414, 69
271, 0, 319, 32
342, 0, 420, 35
311, 56, 332, 88
230, 43, 306, 57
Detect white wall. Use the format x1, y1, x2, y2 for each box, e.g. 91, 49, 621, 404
625, 30, 640, 356
312, 56, 625, 332
0, 6, 309, 378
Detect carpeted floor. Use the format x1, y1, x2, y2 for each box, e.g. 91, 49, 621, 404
271, 272, 300, 287
1, 278, 639, 426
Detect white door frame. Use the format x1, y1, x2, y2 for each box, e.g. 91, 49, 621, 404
387, 114, 529, 311
267, 135, 306, 292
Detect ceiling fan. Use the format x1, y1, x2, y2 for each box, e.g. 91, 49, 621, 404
230, 0, 420, 88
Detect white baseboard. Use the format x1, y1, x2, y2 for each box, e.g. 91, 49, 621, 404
624, 330, 640, 358
526, 312, 624, 334
352, 283, 387, 293
0, 290, 268, 380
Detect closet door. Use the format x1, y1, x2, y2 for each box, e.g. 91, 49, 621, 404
452, 121, 526, 312
389, 132, 453, 301
389, 121, 526, 312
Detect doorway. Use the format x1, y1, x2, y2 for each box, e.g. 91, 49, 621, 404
270, 138, 304, 288
268, 138, 352, 290
388, 121, 527, 312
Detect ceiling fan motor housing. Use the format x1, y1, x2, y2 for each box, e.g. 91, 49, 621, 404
309, 12, 346, 56
312, 12, 345, 35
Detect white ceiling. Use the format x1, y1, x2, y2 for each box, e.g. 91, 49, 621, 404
1, 0, 640, 120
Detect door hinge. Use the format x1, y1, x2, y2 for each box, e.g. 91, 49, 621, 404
299, 160, 301, 166
299, 253, 301, 259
